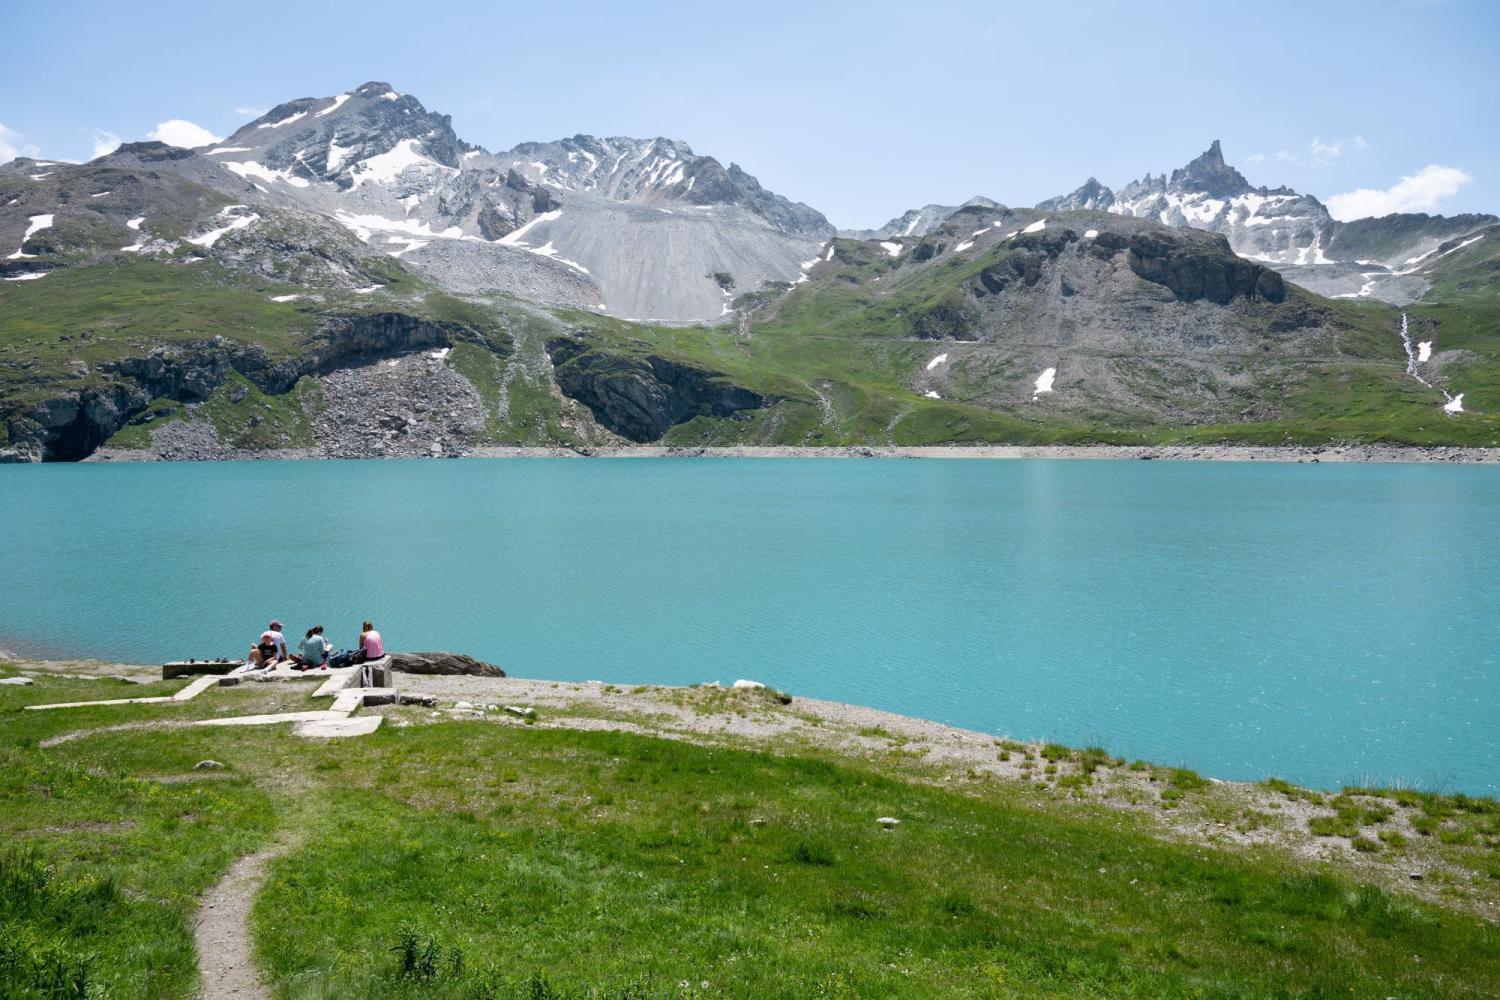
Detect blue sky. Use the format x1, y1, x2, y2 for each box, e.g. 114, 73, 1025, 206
3, 0, 1497, 229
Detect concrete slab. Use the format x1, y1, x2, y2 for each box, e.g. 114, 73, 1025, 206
331, 686, 403, 713
26, 695, 175, 710
192, 710, 347, 728
294, 715, 383, 738
171, 675, 222, 701
162, 660, 243, 679
311, 668, 359, 697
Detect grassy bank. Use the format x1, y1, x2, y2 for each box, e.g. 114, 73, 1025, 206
4, 663, 1500, 998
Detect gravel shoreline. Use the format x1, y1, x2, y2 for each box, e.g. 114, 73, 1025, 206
84, 443, 1500, 464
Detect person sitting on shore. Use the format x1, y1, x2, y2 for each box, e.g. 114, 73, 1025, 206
248, 629, 281, 668
327, 621, 383, 670
294, 625, 331, 671
358, 620, 384, 661
266, 620, 288, 659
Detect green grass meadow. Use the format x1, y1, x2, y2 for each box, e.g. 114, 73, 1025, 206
4, 669, 1500, 998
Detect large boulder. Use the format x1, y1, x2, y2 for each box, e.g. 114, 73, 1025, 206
387, 651, 506, 677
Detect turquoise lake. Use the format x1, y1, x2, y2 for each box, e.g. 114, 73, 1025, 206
1, 458, 1497, 795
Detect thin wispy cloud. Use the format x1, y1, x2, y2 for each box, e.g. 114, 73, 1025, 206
89, 131, 121, 160
1326, 164, 1472, 221
235, 106, 268, 118
1310, 134, 1367, 164
146, 119, 223, 148
0, 122, 41, 163
1258, 136, 1370, 170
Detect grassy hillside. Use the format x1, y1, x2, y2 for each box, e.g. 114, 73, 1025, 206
3, 204, 1499, 456
4, 665, 1500, 998
553, 223, 1500, 448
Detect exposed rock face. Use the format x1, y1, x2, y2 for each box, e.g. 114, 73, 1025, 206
2, 313, 488, 462
1036, 178, 1114, 213
309, 348, 486, 459
975, 229, 1080, 296
914, 297, 981, 340
504, 135, 834, 239
1127, 232, 1285, 305
876, 206, 1339, 423
547, 337, 775, 442
388, 651, 506, 677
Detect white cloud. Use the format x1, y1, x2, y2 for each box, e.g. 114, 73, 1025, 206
234, 106, 268, 118
1244, 153, 1266, 165
146, 118, 222, 148
0, 122, 41, 163
1276, 149, 1300, 164
89, 131, 121, 160
1326, 164, 1473, 221
1310, 134, 1367, 165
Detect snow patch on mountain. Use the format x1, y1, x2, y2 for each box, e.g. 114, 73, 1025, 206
334, 209, 462, 242
258, 110, 308, 130
315, 94, 351, 118
223, 161, 311, 188
188, 206, 259, 247
1033, 368, 1056, 399
498, 209, 562, 246
6, 214, 54, 259
349, 139, 457, 189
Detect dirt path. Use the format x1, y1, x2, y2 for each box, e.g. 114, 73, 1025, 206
194, 846, 287, 1000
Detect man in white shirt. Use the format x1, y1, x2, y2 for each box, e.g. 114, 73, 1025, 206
266, 620, 288, 660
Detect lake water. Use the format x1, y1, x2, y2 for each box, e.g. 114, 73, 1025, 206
2, 458, 1497, 795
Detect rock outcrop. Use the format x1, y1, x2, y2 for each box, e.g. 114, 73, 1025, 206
547, 337, 775, 442
1126, 232, 1285, 305
2, 313, 492, 462
388, 651, 506, 677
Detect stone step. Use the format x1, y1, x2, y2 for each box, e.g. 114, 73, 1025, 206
294, 715, 384, 738
311, 667, 361, 697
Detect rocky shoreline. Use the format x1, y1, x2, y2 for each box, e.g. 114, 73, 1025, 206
84, 442, 1500, 464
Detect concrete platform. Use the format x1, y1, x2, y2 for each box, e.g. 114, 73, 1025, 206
330, 687, 398, 713
311, 668, 360, 697
28, 672, 224, 710
172, 675, 223, 700
192, 710, 347, 728
26, 695, 175, 710
294, 715, 384, 738
252, 663, 348, 681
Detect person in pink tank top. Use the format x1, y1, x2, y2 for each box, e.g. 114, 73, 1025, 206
358, 620, 384, 660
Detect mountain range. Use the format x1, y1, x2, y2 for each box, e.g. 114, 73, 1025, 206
1, 81, 1497, 461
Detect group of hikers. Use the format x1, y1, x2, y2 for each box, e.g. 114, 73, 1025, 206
248, 619, 384, 672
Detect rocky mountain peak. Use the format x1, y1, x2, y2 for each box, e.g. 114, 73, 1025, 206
352, 80, 397, 98
1036, 178, 1113, 213
504, 134, 832, 239
1168, 139, 1252, 198
213, 82, 474, 192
